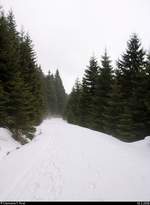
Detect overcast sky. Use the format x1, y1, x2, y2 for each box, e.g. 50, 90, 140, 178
1, 0, 150, 93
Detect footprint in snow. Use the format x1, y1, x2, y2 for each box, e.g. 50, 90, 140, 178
6, 151, 10, 155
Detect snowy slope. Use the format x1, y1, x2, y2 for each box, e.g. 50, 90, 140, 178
0, 118, 150, 201
0, 128, 20, 160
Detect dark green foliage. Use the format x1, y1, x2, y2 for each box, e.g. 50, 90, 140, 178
77, 78, 90, 127
45, 69, 67, 117
143, 52, 150, 136
0, 9, 47, 143
0, 82, 9, 127
91, 51, 113, 131
1, 6, 149, 143
54, 70, 67, 116
45, 71, 57, 115
65, 34, 150, 142
102, 75, 122, 136
19, 33, 46, 126
64, 79, 81, 124
116, 33, 146, 141
79, 56, 99, 127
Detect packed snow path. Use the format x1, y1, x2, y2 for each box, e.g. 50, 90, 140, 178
0, 118, 150, 201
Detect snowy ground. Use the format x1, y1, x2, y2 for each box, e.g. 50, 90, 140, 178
0, 118, 150, 201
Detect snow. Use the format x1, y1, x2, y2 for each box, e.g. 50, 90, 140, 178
144, 136, 150, 144
0, 118, 150, 201
0, 128, 20, 160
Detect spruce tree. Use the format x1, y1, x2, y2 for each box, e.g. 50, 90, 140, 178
45, 70, 57, 115
102, 73, 123, 136
54, 69, 66, 116
65, 79, 81, 124
116, 33, 146, 141
5, 11, 38, 140
0, 10, 25, 138
0, 9, 47, 142
19, 32, 46, 126
143, 52, 150, 136
0, 11, 10, 127
91, 51, 113, 131
78, 78, 90, 127
79, 56, 99, 127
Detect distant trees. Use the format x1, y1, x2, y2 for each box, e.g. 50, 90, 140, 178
45, 69, 67, 116
0, 8, 66, 143
65, 34, 150, 142
64, 79, 81, 124
54, 70, 67, 115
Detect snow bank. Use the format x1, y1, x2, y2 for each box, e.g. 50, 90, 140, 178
144, 136, 150, 144
0, 128, 20, 160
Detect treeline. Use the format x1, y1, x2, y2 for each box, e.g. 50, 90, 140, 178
0, 9, 66, 143
45, 69, 67, 116
65, 34, 150, 142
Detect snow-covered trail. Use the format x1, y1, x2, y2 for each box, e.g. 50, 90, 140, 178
0, 118, 150, 201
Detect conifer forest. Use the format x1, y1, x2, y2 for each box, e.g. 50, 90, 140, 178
1, 8, 150, 143
0, 9, 67, 143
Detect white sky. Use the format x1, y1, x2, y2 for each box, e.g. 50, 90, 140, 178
0, 0, 150, 93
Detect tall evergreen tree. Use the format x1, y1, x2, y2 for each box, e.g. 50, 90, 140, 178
45, 70, 57, 115
65, 34, 149, 142
143, 52, 150, 136
0, 10, 10, 127
19, 32, 46, 125
54, 69, 66, 116
64, 79, 81, 124
79, 56, 99, 127
102, 72, 123, 136
0, 9, 47, 142
91, 50, 113, 131
0, 10, 26, 139
5, 12, 41, 140
116, 33, 146, 141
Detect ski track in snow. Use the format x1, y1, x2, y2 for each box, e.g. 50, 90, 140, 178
7, 143, 63, 201
0, 118, 150, 201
